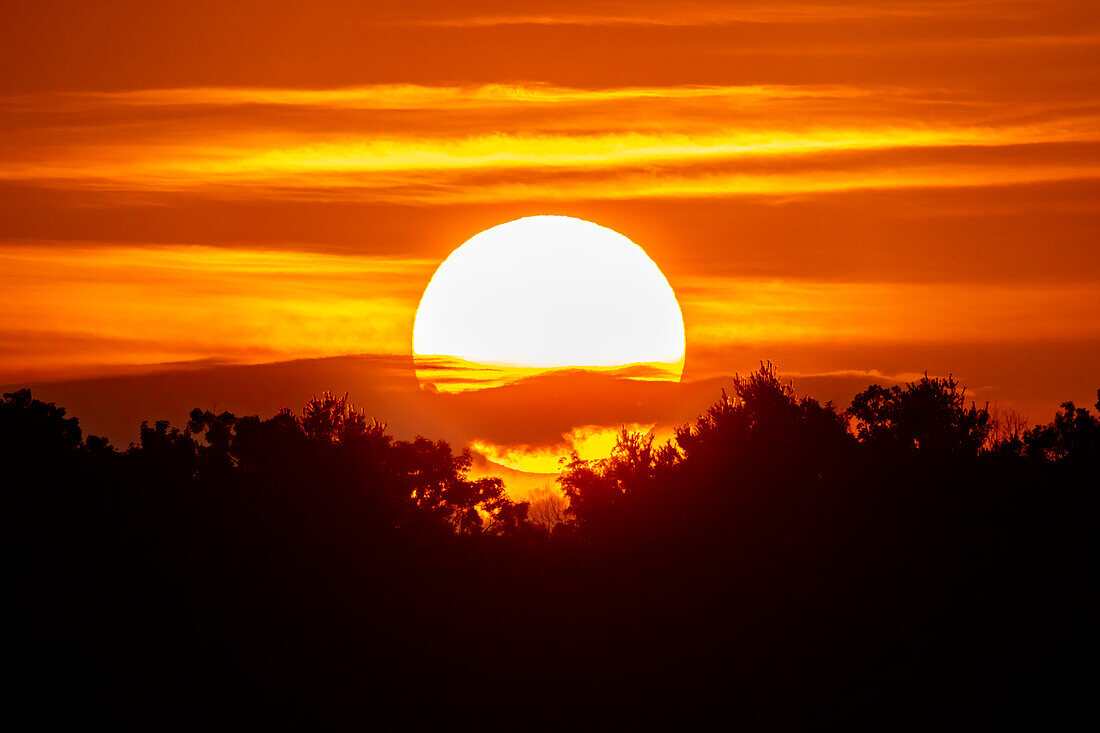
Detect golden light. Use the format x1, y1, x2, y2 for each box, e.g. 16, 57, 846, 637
413, 216, 685, 392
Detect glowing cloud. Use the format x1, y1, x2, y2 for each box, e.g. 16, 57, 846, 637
0, 244, 431, 382
471, 423, 659, 475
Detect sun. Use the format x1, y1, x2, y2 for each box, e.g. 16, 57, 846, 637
413, 216, 685, 391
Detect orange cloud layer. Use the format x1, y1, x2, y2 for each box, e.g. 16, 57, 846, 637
407, 1, 1021, 27
680, 277, 1100, 349
3, 82, 1099, 205
7, 243, 1095, 386
0, 244, 432, 382
18, 83, 880, 109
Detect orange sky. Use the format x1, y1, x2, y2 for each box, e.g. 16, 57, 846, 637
2, 1, 1098, 493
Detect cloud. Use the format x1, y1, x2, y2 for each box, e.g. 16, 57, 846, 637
406, 1, 1016, 28
471, 422, 658, 474
6, 240, 1098, 394
0, 243, 432, 382
680, 276, 1100, 350
4, 129, 1098, 205
14, 83, 879, 110
4, 81, 1100, 205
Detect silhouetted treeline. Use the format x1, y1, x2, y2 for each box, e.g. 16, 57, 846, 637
4, 366, 1098, 728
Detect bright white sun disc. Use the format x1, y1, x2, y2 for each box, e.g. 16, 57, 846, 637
413, 216, 685, 377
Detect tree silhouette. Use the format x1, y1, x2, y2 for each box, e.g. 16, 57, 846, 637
1, 388, 83, 464
3, 369, 1097, 728
560, 427, 677, 533
526, 485, 569, 532
988, 405, 1029, 454
675, 361, 848, 468
300, 391, 386, 444
847, 374, 991, 455
1023, 391, 1100, 464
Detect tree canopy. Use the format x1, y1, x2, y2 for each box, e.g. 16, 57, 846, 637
3, 367, 1097, 727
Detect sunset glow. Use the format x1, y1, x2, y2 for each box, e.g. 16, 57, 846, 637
5, 3, 1097, 723
1, 0, 1098, 491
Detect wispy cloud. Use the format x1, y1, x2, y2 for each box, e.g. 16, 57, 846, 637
11, 83, 880, 110
3, 81, 1098, 204
407, 1, 1019, 28
680, 276, 1100, 347
0, 244, 432, 382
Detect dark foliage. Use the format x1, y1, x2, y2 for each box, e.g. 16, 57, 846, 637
4, 369, 1097, 729
848, 373, 992, 455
